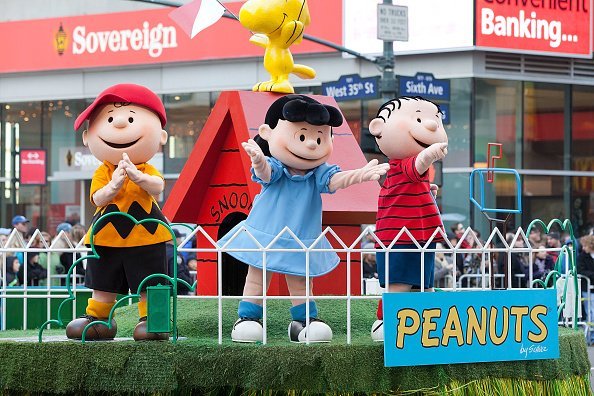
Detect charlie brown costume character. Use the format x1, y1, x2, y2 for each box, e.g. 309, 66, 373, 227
367, 96, 448, 342
219, 95, 389, 343
66, 84, 171, 341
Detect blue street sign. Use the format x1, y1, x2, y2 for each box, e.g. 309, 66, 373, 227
322, 74, 380, 102
440, 103, 450, 125
398, 72, 450, 101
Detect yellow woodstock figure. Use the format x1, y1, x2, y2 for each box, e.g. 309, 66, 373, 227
239, 0, 316, 94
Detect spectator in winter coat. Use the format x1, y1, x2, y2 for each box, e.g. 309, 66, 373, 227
529, 245, 555, 283
577, 235, 594, 321
167, 229, 194, 295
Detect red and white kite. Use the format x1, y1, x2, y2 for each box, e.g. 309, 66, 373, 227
169, 0, 226, 38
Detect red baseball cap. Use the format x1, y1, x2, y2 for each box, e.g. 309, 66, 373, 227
74, 83, 166, 130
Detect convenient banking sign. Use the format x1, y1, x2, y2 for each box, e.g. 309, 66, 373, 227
475, 0, 593, 57
383, 289, 559, 367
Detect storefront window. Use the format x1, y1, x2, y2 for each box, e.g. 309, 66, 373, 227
473, 79, 522, 235
294, 86, 321, 95
440, 79, 472, 231
444, 78, 472, 168
47, 180, 84, 232
522, 82, 566, 228
1, 102, 43, 228
44, 100, 87, 232
523, 82, 565, 170
0, 99, 94, 232
361, 98, 384, 156
210, 91, 221, 105
442, 173, 470, 230
571, 85, 594, 235
163, 92, 210, 174
524, 175, 565, 222
475, 79, 521, 168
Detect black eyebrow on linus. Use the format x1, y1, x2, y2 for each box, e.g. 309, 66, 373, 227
130, 110, 136, 113
107, 110, 114, 113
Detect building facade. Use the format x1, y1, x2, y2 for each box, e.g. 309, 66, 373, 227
0, 0, 592, 238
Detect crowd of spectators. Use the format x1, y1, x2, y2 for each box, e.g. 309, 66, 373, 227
2, 213, 591, 297
0, 215, 88, 288
577, 234, 594, 325
166, 229, 197, 295
0, 214, 198, 294
360, 221, 594, 291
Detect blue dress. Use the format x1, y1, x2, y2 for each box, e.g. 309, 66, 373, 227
218, 157, 341, 277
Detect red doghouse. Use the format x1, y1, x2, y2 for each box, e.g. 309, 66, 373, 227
163, 91, 379, 296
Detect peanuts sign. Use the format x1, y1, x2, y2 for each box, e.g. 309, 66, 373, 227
383, 289, 559, 367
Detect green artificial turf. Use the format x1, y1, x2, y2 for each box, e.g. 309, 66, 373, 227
0, 299, 590, 395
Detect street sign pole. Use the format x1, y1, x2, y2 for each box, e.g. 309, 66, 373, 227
377, 0, 408, 100
379, 0, 396, 100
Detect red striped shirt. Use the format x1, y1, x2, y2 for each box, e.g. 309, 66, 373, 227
375, 156, 444, 245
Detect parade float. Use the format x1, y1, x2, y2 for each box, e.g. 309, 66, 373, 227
0, 0, 590, 394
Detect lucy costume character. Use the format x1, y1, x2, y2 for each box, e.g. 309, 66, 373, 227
219, 95, 389, 343
368, 96, 448, 342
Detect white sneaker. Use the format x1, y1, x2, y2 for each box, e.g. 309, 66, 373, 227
371, 319, 384, 342
288, 318, 333, 343
231, 318, 263, 343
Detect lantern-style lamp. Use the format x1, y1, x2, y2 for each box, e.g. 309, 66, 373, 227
55, 23, 67, 55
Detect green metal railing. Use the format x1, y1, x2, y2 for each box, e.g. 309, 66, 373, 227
38, 212, 196, 343
527, 219, 579, 329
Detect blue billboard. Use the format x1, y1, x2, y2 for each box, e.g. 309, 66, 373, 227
383, 289, 559, 367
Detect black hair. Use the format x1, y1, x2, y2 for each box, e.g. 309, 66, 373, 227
374, 96, 443, 123
253, 135, 272, 158
255, 95, 344, 157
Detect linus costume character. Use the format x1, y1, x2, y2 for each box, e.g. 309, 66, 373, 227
219, 95, 389, 343
66, 84, 171, 341
368, 96, 448, 342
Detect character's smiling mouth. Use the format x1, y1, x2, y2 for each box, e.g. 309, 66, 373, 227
288, 149, 318, 161
100, 137, 141, 149
411, 135, 431, 149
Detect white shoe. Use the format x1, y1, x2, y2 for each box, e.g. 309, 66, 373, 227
288, 318, 333, 343
231, 318, 263, 343
371, 319, 384, 342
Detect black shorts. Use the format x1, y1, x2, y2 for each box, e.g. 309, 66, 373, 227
85, 243, 167, 294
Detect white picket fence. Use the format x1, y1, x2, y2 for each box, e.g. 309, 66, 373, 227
0, 225, 584, 343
